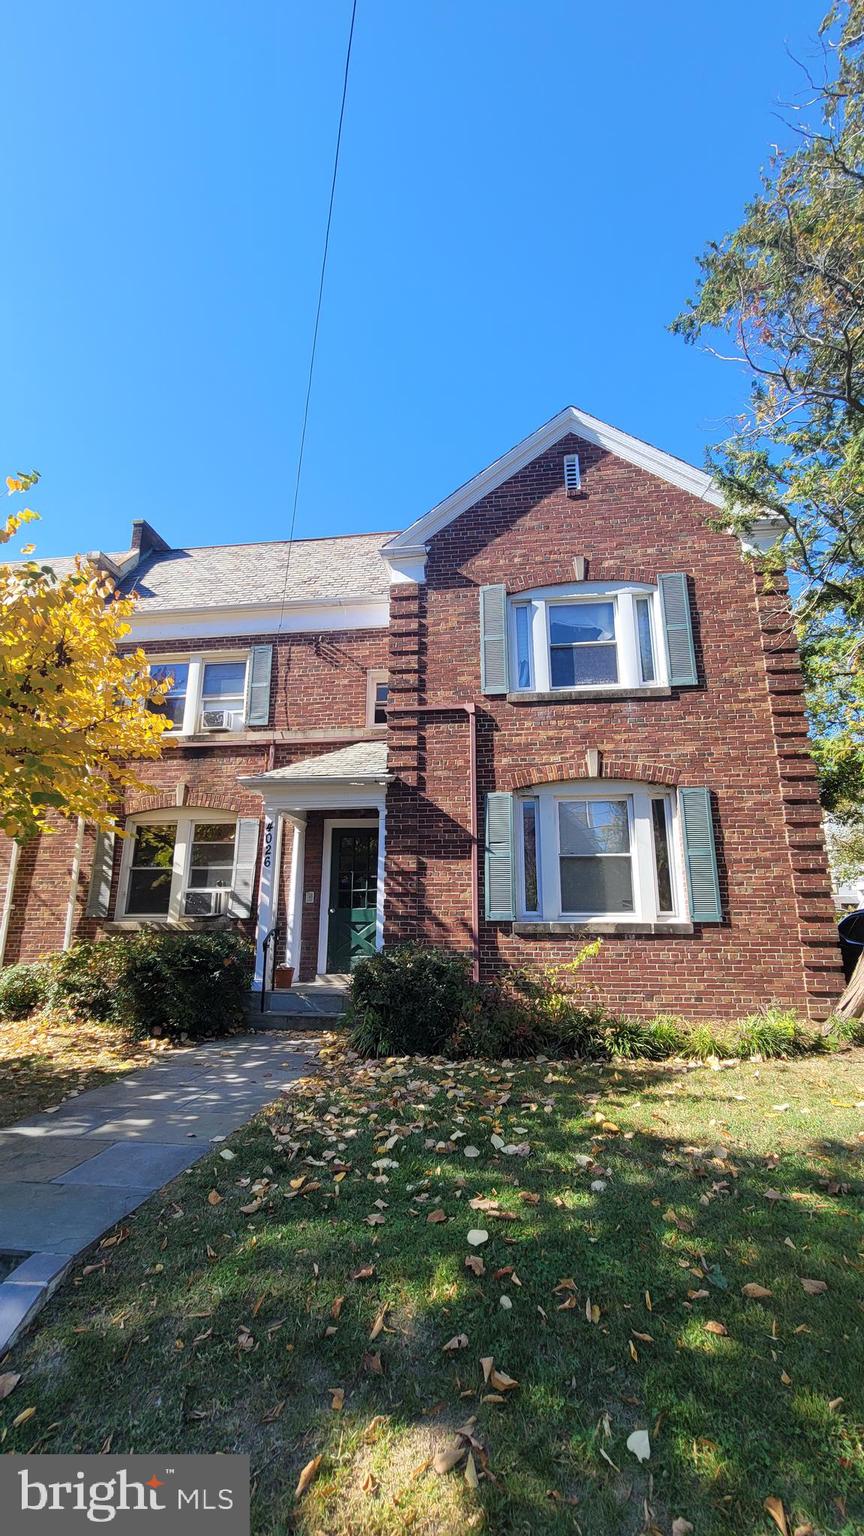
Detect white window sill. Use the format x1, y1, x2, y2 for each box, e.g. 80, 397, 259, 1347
507, 685, 672, 705
103, 916, 239, 931
511, 920, 694, 937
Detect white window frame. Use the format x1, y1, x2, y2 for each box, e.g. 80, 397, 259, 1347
148, 650, 250, 735
366, 668, 389, 728
516, 780, 684, 924
508, 582, 667, 693
116, 809, 239, 921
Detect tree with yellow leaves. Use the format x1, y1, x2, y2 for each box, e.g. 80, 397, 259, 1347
0, 472, 170, 840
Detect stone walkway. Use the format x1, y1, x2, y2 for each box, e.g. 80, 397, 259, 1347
0, 1033, 321, 1352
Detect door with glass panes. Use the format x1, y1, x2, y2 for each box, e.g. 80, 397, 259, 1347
325, 826, 379, 973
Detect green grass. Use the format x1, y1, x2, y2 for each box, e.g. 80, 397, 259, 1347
2, 1044, 864, 1535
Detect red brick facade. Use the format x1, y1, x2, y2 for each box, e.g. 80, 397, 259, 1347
0, 424, 843, 1019
382, 433, 843, 1018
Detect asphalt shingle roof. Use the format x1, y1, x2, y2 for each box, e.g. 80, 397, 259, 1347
256, 741, 388, 782
124, 533, 395, 610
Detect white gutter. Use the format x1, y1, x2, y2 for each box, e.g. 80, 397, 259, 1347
63, 816, 86, 951
0, 840, 21, 967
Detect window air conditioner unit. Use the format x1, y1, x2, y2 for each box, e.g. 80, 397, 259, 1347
201, 708, 242, 731
184, 889, 227, 917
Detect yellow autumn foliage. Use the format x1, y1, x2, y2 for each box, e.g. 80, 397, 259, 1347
0, 481, 170, 841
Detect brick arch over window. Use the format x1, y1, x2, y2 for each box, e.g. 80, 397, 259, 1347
507, 562, 658, 594
124, 790, 240, 816
508, 754, 681, 791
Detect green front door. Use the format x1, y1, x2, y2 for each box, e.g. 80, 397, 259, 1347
326, 826, 379, 973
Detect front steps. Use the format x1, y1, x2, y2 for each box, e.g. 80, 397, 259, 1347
247, 977, 349, 1030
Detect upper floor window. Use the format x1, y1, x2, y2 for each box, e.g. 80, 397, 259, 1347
509, 583, 664, 694
367, 669, 389, 727
147, 645, 272, 734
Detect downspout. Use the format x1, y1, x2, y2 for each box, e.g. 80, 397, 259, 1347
0, 840, 21, 968
388, 699, 481, 983
63, 816, 86, 951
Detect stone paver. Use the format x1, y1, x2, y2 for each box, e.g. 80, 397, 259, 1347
0, 1031, 320, 1352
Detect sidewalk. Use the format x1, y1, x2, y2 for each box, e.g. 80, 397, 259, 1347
0, 1033, 321, 1352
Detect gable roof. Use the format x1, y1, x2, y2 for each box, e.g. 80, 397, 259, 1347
381, 405, 727, 556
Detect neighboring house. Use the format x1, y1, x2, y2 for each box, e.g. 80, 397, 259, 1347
0, 408, 844, 1018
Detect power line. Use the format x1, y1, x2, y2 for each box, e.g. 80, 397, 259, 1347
278, 0, 358, 631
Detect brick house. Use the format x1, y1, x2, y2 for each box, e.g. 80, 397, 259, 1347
0, 408, 844, 1018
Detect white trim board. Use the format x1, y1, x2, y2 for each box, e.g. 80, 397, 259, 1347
126, 596, 389, 642
380, 406, 785, 576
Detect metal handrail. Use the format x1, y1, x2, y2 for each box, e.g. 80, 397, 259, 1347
260, 926, 278, 1015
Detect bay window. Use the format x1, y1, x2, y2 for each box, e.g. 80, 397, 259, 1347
515, 782, 684, 924
118, 811, 257, 921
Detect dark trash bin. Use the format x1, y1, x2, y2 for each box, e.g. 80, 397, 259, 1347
838, 909, 864, 984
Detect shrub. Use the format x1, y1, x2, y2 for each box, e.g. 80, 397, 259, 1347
643, 1015, 687, 1058
348, 944, 476, 1056
825, 1012, 864, 1048
0, 961, 52, 1020
110, 929, 255, 1041
50, 940, 123, 1021
735, 1007, 813, 1059
679, 1023, 727, 1061
46, 929, 254, 1041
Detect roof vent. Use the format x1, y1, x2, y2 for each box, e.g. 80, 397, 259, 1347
563, 453, 581, 495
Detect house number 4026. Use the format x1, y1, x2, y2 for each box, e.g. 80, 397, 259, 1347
262, 820, 274, 870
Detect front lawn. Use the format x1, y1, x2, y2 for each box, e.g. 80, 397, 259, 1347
0, 1011, 153, 1129
2, 1044, 863, 1535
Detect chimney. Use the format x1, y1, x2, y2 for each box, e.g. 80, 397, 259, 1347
130, 520, 170, 556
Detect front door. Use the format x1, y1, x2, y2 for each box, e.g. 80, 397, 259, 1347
326, 826, 379, 973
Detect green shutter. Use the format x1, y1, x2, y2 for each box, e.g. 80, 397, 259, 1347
245, 644, 273, 726
86, 829, 115, 918
484, 792, 515, 920
679, 788, 722, 922
228, 817, 260, 917
480, 584, 510, 695
658, 572, 698, 686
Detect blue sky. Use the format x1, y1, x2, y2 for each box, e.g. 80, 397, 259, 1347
2, 0, 820, 556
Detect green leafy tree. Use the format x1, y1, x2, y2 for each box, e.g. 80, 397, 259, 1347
673, 0, 864, 836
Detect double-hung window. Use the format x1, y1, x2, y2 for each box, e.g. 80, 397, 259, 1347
147, 650, 263, 734
118, 812, 256, 920
516, 782, 683, 924
510, 583, 665, 693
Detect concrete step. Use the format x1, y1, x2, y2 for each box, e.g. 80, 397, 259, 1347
246, 982, 349, 1027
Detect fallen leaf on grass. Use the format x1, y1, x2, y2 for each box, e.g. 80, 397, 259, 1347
207, 1190, 222, 1206
626, 1428, 650, 1463
489, 1368, 519, 1392
764, 1495, 789, 1535
369, 1306, 389, 1341
218, 1148, 235, 1161
800, 1277, 828, 1296
467, 1229, 488, 1246
363, 1351, 383, 1375
443, 1333, 469, 1352
351, 1264, 375, 1280
433, 1438, 466, 1474
464, 1451, 480, 1489
295, 1455, 322, 1500
12, 1406, 36, 1428
0, 1373, 21, 1400
704, 1320, 728, 1336
330, 1387, 344, 1411
463, 1146, 480, 1159
260, 1400, 285, 1423
741, 1283, 773, 1300
672, 1521, 694, 1536
427, 1209, 447, 1224
331, 1295, 345, 1320
464, 1254, 485, 1277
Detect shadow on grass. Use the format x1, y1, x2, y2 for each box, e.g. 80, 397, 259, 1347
2, 1056, 863, 1535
